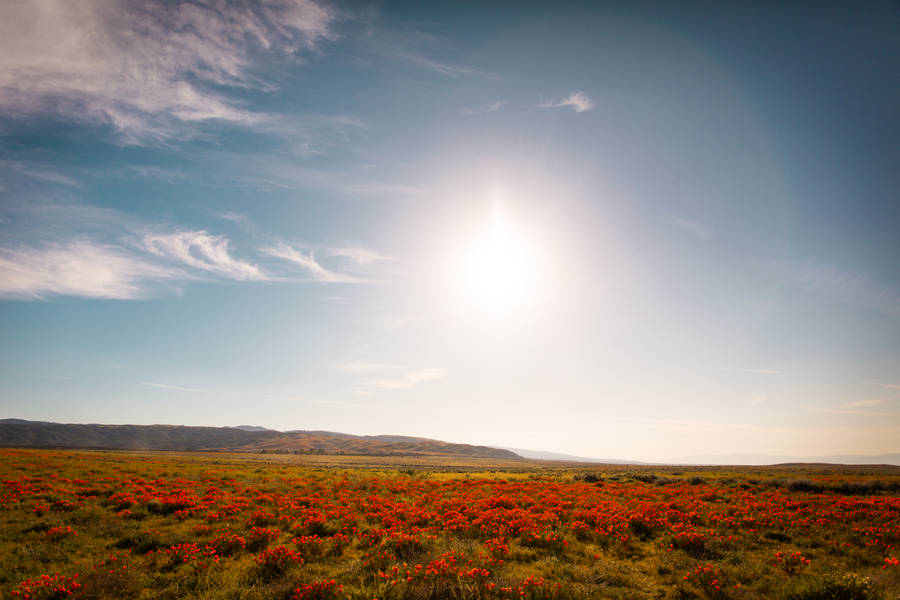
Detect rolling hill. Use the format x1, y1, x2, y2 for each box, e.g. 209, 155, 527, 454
0, 419, 520, 459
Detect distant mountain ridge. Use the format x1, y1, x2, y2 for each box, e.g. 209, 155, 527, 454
494, 446, 647, 464
671, 452, 900, 466
0, 419, 519, 459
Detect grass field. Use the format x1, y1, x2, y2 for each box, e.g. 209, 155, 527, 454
1, 449, 898, 599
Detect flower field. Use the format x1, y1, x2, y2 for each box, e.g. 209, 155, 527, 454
1, 449, 898, 599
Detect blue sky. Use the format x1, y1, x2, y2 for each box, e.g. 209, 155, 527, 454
1, 1, 898, 462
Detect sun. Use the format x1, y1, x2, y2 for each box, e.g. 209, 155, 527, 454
460, 211, 537, 313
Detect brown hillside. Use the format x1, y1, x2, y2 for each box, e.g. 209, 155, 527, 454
0, 420, 520, 459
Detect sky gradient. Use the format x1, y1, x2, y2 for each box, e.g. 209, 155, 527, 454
1, 1, 898, 463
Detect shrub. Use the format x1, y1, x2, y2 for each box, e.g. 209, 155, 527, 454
292, 579, 343, 600
255, 546, 304, 578
775, 551, 811, 576
247, 526, 281, 551
10, 574, 83, 599
206, 532, 246, 556
786, 479, 820, 493
785, 574, 880, 600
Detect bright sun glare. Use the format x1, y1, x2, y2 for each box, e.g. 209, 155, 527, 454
460, 211, 538, 313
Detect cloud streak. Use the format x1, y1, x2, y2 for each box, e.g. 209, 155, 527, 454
461, 101, 504, 116
537, 91, 593, 113
672, 216, 712, 240
335, 362, 404, 374
0, 160, 80, 186
864, 381, 900, 391
811, 406, 900, 418
260, 393, 376, 409
140, 382, 216, 393
263, 241, 390, 283
0, 241, 180, 300
397, 52, 495, 79
364, 367, 446, 390
842, 399, 887, 408
262, 242, 362, 283
758, 260, 900, 322
144, 231, 266, 281
0, 0, 336, 142
0, 199, 388, 299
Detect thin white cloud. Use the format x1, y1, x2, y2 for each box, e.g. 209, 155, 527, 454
365, 367, 446, 390
0, 201, 386, 299
758, 260, 900, 322
262, 242, 364, 283
811, 407, 899, 418
330, 115, 367, 129
118, 166, 188, 182
335, 362, 404, 374
260, 393, 376, 409
215, 211, 251, 227
537, 91, 593, 113
140, 382, 216, 393
0, 241, 180, 300
327, 246, 393, 265
672, 216, 712, 240
0, 0, 336, 142
263, 241, 390, 283
749, 394, 767, 407
842, 399, 886, 408
144, 230, 266, 281
397, 52, 495, 79
461, 101, 504, 116
348, 182, 427, 197
720, 367, 782, 374
864, 381, 900, 391
651, 419, 794, 434
0, 160, 79, 186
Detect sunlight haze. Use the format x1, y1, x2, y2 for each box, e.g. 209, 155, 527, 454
1, 1, 898, 463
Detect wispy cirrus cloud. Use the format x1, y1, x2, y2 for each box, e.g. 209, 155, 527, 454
262, 242, 363, 283
263, 241, 390, 283
0, 201, 387, 299
842, 399, 887, 408
537, 91, 593, 113
397, 51, 495, 79
811, 406, 899, 418
140, 382, 216, 393
0, 160, 79, 186
0, 241, 180, 300
864, 381, 900, 391
260, 393, 376, 409
758, 260, 900, 322
461, 101, 504, 116
335, 362, 404, 374
650, 418, 794, 434
720, 367, 781, 374
328, 246, 393, 265
0, 0, 336, 142
672, 216, 712, 240
144, 230, 266, 281
364, 367, 446, 390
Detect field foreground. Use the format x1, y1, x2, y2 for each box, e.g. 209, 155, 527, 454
1, 449, 898, 599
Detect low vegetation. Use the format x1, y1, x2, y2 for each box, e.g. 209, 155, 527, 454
1, 449, 898, 599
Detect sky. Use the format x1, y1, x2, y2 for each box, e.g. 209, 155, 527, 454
0, 1, 898, 463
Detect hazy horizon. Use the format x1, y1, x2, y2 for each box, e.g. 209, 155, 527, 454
1, 1, 898, 463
